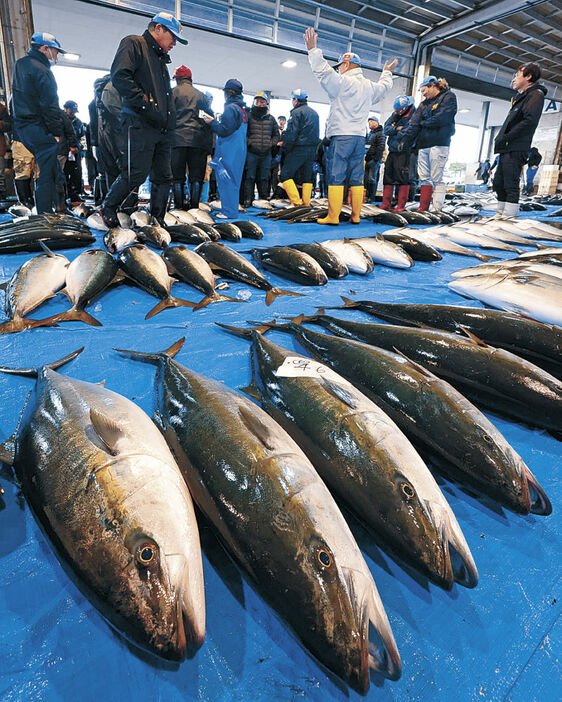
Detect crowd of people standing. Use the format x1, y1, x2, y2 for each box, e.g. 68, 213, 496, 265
7, 9, 547, 224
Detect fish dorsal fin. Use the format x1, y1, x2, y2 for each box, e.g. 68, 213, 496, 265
0, 281, 8, 291
96, 380, 106, 387
458, 326, 489, 347
90, 408, 124, 456
240, 382, 262, 401
392, 347, 433, 378
39, 240, 57, 258
320, 377, 359, 409
375, 232, 384, 241
238, 405, 276, 450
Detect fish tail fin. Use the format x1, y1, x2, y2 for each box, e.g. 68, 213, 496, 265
0, 347, 84, 377
114, 337, 186, 364
265, 288, 305, 306
0, 316, 61, 334
192, 293, 244, 312
280, 311, 318, 324
477, 253, 500, 262
215, 321, 274, 337
50, 309, 102, 327
145, 296, 196, 320
340, 295, 359, 308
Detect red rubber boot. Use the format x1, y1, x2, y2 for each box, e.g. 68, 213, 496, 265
380, 184, 394, 211
417, 184, 433, 212
393, 184, 410, 212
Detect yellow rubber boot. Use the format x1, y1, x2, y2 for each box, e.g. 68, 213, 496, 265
301, 182, 313, 206
317, 185, 344, 225
282, 179, 302, 206
350, 185, 364, 224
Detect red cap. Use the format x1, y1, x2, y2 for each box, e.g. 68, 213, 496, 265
174, 65, 192, 79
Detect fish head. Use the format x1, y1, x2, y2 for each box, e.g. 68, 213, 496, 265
272, 524, 400, 693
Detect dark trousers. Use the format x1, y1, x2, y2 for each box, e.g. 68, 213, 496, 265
280, 145, 316, 183
171, 146, 207, 184
17, 122, 63, 213
245, 151, 272, 181
383, 151, 411, 186
64, 153, 83, 200
493, 151, 527, 203
103, 112, 172, 211
365, 158, 381, 199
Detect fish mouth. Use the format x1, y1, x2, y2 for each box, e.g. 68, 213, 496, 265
525, 467, 552, 516
165, 553, 206, 654
427, 501, 478, 589
344, 568, 401, 693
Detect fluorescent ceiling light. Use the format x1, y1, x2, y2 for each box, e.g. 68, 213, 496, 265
458, 108, 470, 113
282, 59, 297, 68
63, 53, 81, 61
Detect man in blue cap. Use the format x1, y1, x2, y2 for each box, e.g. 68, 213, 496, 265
100, 11, 187, 227
279, 88, 319, 206
382, 95, 416, 211
203, 79, 247, 219
11, 32, 69, 213
397, 75, 457, 212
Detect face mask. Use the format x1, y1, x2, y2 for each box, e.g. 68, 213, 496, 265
47, 48, 57, 66
252, 106, 268, 117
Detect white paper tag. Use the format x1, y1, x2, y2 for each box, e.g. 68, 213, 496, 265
275, 356, 340, 381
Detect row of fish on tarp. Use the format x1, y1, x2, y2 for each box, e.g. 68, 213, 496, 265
0, 290, 559, 694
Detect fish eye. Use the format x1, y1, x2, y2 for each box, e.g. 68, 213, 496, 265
401, 482, 415, 498
136, 543, 155, 566
317, 549, 333, 568
483, 434, 493, 443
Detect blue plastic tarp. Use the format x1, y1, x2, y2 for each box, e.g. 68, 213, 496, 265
0, 205, 561, 701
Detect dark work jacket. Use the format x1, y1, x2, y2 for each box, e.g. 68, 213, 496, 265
494, 84, 547, 154
172, 78, 213, 149
209, 94, 247, 138
59, 109, 78, 156
111, 30, 174, 131
11, 47, 63, 137
246, 108, 280, 156
527, 147, 542, 167
400, 89, 457, 150
384, 106, 415, 152
283, 102, 320, 151
365, 125, 384, 162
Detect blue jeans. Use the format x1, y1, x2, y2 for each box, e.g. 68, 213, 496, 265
17, 123, 62, 213
364, 159, 381, 200
326, 135, 365, 186
245, 151, 272, 181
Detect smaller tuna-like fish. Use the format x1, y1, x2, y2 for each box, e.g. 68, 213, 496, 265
104, 227, 138, 253
212, 222, 242, 242
137, 225, 171, 249
86, 211, 109, 231
320, 239, 374, 275
187, 208, 215, 225
232, 221, 264, 239
290, 243, 349, 278
166, 224, 210, 244
346, 235, 414, 269
130, 209, 152, 228
247, 246, 328, 286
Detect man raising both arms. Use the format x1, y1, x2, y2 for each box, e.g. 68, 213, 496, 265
304, 27, 397, 225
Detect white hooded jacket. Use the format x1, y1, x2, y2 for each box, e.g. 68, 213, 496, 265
308, 48, 393, 138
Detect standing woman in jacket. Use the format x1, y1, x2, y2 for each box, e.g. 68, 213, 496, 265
203, 79, 247, 219
171, 65, 213, 210
492, 64, 546, 218
100, 11, 187, 228
304, 27, 396, 225
398, 76, 457, 212
243, 92, 279, 206
11, 32, 68, 213
382, 95, 416, 211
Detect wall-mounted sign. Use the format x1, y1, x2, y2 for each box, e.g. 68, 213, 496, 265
543, 99, 561, 113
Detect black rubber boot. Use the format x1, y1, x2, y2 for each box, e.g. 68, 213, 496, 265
121, 190, 139, 216
15, 178, 35, 209
243, 179, 255, 207
172, 181, 185, 210
257, 179, 270, 200
150, 183, 171, 225
189, 181, 202, 210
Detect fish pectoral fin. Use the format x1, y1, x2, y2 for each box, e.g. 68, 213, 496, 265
240, 382, 262, 402
458, 326, 489, 347
0, 281, 8, 291
90, 408, 123, 456
320, 377, 360, 409
95, 380, 106, 387
109, 270, 127, 287
391, 347, 434, 378
0, 433, 16, 466
238, 405, 276, 450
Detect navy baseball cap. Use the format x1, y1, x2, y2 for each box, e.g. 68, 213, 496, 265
224, 78, 243, 93
291, 88, 308, 99
152, 12, 188, 44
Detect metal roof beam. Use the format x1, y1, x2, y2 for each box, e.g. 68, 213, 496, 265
500, 16, 561, 53
418, 0, 549, 47
468, 29, 562, 65
522, 6, 562, 34
461, 37, 560, 77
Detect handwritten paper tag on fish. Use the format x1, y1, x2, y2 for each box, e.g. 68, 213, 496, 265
275, 357, 340, 381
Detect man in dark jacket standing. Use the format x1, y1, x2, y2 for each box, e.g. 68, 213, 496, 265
63, 100, 84, 203
493, 64, 546, 218
525, 146, 542, 195
243, 92, 279, 205
100, 11, 187, 227
399, 75, 457, 212
279, 89, 319, 206
171, 65, 213, 210
382, 95, 415, 211
11, 32, 68, 213
364, 116, 384, 202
